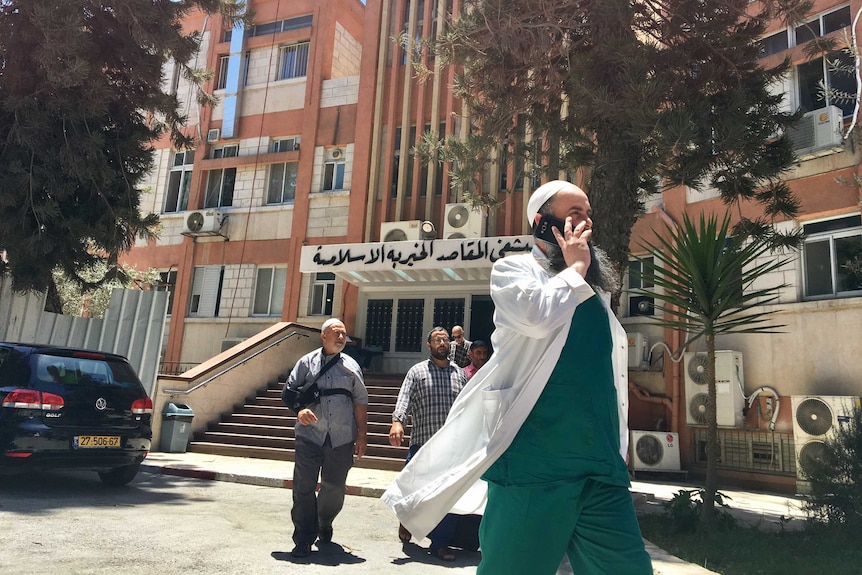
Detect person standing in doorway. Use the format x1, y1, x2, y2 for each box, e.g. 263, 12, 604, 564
288, 318, 368, 558
448, 325, 471, 368
389, 327, 468, 561
463, 339, 489, 380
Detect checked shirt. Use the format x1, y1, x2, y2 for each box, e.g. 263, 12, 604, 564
392, 359, 467, 446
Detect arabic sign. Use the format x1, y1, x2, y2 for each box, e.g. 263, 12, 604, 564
300, 236, 534, 273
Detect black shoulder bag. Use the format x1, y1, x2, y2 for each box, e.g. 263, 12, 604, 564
281, 353, 352, 414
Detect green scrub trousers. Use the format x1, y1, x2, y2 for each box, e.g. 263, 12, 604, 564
480, 296, 652, 575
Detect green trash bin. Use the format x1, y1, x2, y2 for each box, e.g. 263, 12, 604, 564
161, 402, 195, 453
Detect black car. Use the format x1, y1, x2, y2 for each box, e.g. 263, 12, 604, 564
0, 343, 152, 485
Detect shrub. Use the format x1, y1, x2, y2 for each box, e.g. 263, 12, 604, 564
800, 406, 862, 532
661, 488, 736, 532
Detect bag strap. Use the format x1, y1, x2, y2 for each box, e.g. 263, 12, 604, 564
288, 351, 341, 393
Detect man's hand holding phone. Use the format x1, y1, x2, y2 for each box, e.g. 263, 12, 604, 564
534, 213, 592, 275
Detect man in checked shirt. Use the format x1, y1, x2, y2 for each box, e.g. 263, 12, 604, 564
388, 326, 468, 561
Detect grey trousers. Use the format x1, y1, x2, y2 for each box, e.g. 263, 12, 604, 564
291, 436, 355, 545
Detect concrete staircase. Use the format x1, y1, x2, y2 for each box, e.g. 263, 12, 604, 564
187, 373, 410, 471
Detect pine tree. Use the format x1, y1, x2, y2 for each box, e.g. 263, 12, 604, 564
433, 0, 811, 288
0, 0, 247, 295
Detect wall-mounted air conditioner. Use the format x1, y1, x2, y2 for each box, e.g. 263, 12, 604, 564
628, 295, 654, 317
631, 431, 680, 472
443, 203, 486, 239
627, 332, 648, 370
182, 209, 226, 236
786, 105, 844, 159
792, 395, 860, 490
380, 220, 421, 242
206, 128, 220, 143
684, 350, 745, 428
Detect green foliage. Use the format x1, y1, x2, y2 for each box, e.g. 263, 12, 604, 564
420, 0, 810, 284
800, 406, 862, 532
0, 0, 249, 295
661, 488, 737, 532
52, 264, 160, 318
635, 211, 791, 350
639, 513, 862, 575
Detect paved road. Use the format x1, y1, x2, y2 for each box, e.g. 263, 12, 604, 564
0, 469, 479, 575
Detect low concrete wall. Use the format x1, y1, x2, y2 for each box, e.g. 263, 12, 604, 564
150, 322, 320, 451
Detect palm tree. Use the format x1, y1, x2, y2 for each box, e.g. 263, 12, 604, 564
636, 212, 791, 525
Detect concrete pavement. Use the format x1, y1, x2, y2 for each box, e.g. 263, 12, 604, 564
141, 451, 809, 575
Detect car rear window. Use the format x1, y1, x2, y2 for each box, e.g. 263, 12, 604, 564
33, 354, 141, 389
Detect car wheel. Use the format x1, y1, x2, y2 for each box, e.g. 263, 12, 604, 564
98, 463, 141, 486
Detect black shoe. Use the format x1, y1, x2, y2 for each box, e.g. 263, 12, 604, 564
317, 527, 333, 544
291, 543, 312, 558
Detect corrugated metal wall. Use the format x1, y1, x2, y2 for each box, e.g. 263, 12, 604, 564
0, 278, 167, 395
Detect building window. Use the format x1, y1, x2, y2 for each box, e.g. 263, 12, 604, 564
211, 144, 238, 159
266, 162, 298, 204
759, 6, 851, 57
323, 160, 345, 191
271, 137, 300, 153
216, 54, 229, 90
253, 267, 286, 316
163, 150, 194, 213
365, 299, 393, 352
395, 299, 424, 352
154, 270, 177, 316
203, 168, 236, 208
803, 215, 862, 299
797, 51, 856, 117
189, 266, 223, 318
627, 257, 655, 317
277, 41, 310, 80
309, 272, 335, 316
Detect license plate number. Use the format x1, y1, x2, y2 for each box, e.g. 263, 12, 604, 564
74, 436, 121, 449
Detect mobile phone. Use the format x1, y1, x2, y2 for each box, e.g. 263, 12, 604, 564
534, 214, 567, 244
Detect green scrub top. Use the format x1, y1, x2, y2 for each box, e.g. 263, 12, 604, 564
484, 295, 630, 488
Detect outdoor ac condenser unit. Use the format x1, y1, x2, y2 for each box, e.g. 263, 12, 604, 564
792, 395, 860, 491
785, 105, 844, 159
631, 431, 681, 472
380, 220, 421, 242
443, 203, 486, 239
684, 350, 745, 428
182, 210, 225, 236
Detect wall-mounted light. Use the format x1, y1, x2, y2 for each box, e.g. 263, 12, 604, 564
420, 220, 437, 240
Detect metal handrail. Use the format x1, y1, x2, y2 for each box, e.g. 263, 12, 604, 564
163, 331, 309, 395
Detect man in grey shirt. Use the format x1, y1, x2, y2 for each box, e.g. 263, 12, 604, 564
289, 318, 368, 558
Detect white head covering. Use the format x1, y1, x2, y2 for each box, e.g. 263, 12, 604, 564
321, 318, 344, 333
526, 180, 582, 225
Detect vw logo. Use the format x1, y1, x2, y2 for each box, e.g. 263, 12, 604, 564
94, 398, 108, 411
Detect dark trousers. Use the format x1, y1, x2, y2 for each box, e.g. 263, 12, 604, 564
406, 444, 458, 551
292, 435, 355, 546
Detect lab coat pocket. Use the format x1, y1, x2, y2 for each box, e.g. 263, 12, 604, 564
482, 387, 508, 437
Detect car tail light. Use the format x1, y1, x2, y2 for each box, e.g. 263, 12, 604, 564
131, 397, 153, 415
1, 389, 65, 410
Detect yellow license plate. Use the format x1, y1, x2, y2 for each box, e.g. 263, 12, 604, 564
75, 436, 121, 449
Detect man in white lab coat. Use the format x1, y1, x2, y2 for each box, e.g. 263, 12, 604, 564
382, 180, 652, 575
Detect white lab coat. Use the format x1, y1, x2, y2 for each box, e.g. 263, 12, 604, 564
381, 249, 630, 541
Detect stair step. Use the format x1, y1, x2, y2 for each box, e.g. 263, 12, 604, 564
188, 443, 407, 471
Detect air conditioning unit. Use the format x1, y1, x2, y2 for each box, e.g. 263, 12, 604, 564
684, 350, 745, 428
380, 220, 421, 242
627, 332, 648, 370
326, 148, 343, 161
443, 203, 486, 239
631, 431, 680, 472
791, 395, 860, 490
206, 128, 220, 143
785, 105, 844, 159
628, 295, 654, 317
182, 209, 225, 236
